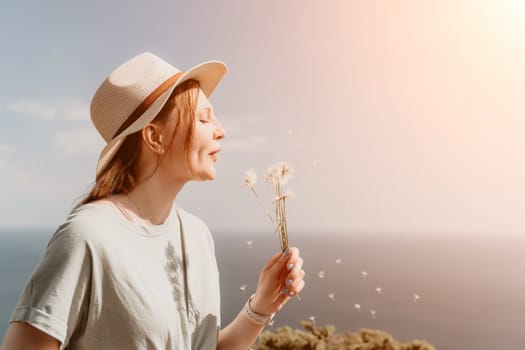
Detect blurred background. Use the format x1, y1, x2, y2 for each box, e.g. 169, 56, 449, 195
1, 0, 525, 348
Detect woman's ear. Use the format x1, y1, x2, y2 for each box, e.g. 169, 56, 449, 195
141, 123, 165, 154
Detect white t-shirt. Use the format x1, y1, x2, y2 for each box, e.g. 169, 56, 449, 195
9, 203, 221, 349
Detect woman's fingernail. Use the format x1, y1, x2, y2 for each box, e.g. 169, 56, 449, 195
285, 248, 290, 257
281, 288, 289, 295
287, 263, 294, 271
289, 291, 295, 296
285, 278, 293, 287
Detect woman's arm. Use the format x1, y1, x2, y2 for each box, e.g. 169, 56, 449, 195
216, 307, 266, 350
0, 322, 60, 350
217, 247, 306, 350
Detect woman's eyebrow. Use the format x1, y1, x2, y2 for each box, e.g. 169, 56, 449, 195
198, 107, 213, 114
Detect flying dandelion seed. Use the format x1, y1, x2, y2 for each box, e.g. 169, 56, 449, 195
376, 287, 382, 294
245, 240, 254, 248
361, 271, 368, 278
346, 204, 351, 209
324, 179, 329, 185
328, 293, 335, 302
268, 319, 274, 327
287, 129, 292, 136
370, 310, 377, 319
354, 304, 361, 312
239, 284, 247, 293
318, 270, 325, 279
413, 293, 420, 302
312, 160, 317, 167
308, 315, 316, 324
335, 258, 342, 264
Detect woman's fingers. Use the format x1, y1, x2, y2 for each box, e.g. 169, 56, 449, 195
290, 278, 306, 294
262, 251, 284, 272
286, 257, 303, 280
273, 248, 299, 272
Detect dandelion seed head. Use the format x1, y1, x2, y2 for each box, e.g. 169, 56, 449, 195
243, 169, 258, 188
285, 188, 296, 200
265, 161, 294, 185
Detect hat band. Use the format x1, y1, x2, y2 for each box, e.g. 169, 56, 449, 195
112, 71, 185, 139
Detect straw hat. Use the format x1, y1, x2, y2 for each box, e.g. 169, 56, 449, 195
90, 52, 227, 177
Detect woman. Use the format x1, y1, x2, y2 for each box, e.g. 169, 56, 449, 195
0, 52, 306, 350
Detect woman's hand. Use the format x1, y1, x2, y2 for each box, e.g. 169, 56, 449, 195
250, 247, 306, 315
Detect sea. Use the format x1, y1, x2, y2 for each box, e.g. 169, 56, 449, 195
1, 229, 524, 350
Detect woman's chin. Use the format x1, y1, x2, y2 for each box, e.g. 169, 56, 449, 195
196, 170, 216, 181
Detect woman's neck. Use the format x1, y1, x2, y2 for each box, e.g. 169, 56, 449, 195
127, 174, 186, 225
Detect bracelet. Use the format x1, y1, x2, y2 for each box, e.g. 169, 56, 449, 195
243, 294, 275, 326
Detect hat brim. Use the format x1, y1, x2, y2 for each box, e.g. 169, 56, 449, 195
95, 60, 227, 177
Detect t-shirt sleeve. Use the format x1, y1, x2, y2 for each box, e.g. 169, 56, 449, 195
9, 223, 93, 348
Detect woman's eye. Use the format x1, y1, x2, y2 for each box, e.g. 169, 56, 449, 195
199, 119, 209, 123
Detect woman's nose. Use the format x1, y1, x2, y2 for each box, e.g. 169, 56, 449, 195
213, 121, 226, 140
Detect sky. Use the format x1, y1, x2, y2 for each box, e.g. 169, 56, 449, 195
1, 0, 525, 236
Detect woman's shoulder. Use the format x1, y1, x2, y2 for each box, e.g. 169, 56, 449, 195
175, 206, 210, 232
175, 206, 216, 251
49, 202, 122, 246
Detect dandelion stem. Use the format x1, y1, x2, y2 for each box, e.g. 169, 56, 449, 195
250, 187, 276, 226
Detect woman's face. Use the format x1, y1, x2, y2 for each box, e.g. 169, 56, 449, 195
161, 88, 225, 182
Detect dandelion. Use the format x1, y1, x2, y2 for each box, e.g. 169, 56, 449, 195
370, 310, 377, 319
245, 240, 254, 248
328, 293, 335, 302
318, 270, 325, 279
243, 170, 275, 227
354, 304, 361, 312
413, 293, 420, 302
245, 161, 295, 252
284, 188, 296, 200
335, 258, 342, 264
376, 287, 382, 294
265, 161, 294, 186
361, 271, 368, 278
243, 169, 257, 188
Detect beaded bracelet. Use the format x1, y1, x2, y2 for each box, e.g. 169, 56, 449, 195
243, 294, 275, 326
